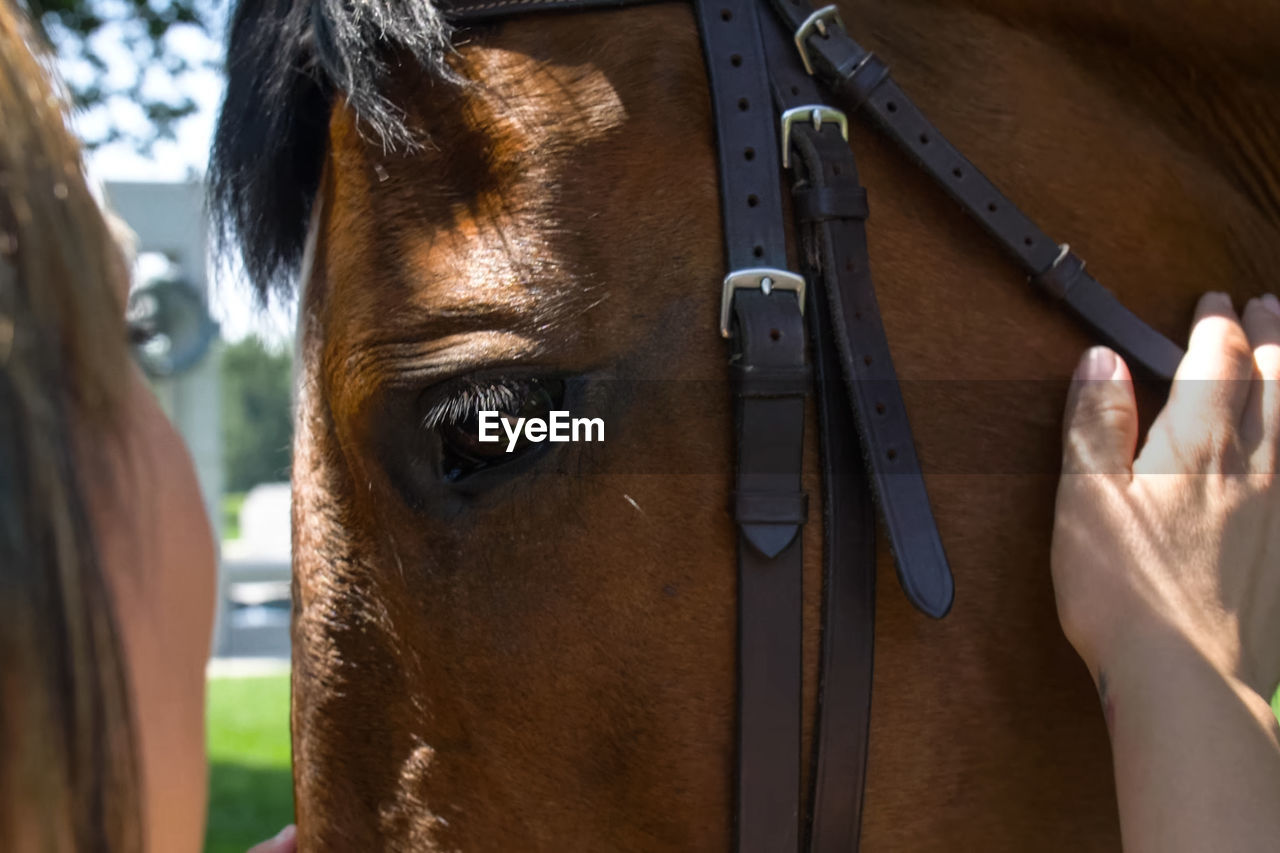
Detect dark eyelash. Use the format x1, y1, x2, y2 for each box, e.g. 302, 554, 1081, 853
421, 378, 528, 429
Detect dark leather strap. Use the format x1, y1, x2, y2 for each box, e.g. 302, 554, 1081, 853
763, 10, 953, 620
1037, 249, 1187, 376
761, 10, 940, 851
695, 0, 808, 849
804, 235, 877, 853
730, 289, 807, 853
791, 125, 953, 618
441, 0, 1185, 380
767, 0, 1185, 380
696, 1, 789, 270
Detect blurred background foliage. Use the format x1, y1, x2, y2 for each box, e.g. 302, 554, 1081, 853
22, 0, 215, 152
220, 335, 292, 494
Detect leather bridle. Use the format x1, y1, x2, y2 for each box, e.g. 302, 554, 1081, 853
436, 0, 1186, 849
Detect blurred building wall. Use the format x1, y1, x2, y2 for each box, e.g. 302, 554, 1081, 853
105, 180, 224, 541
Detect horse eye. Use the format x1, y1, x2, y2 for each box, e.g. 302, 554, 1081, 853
431, 377, 564, 482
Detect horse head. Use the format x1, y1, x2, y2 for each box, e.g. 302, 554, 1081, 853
211, 0, 1280, 847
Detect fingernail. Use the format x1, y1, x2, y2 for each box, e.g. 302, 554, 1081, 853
1263, 293, 1280, 318
1079, 346, 1117, 381
275, 825, 297, 842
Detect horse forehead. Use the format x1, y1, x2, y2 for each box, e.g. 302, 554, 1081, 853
461, 47, 629, 150
357, 17, 710, 319
317, 6, 717, 371
426, 6, 705, 157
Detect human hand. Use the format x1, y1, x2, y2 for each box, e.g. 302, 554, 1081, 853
1051, 292, 1280, 702
247, 824, 297, 853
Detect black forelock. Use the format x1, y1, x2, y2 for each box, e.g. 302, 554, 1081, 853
208, 0, 454, 301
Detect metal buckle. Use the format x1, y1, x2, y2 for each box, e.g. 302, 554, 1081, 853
720, 268, 806, 338
780, 105, 848, 168
794, 5, 846, 76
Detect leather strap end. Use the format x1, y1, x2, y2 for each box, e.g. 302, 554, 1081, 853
1061, 272, 1185, 381
889, 540, 954, 619
736, 489, 806, 556
1033, 250, 1185, 380
740, 522, 802, 558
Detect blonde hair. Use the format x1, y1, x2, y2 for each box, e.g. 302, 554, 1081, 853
0, 2, 140, 850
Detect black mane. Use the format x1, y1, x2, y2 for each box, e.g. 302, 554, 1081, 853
209, 0, 454, 299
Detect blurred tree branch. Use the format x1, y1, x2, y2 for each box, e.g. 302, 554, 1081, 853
22, 0, 216, 153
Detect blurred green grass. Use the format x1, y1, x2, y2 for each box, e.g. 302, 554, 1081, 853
205, 674, 293, 853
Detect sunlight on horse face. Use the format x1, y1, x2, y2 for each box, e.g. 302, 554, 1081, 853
291, 7, 777, 849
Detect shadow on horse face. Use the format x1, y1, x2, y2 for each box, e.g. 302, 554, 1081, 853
292, 6, 793, 848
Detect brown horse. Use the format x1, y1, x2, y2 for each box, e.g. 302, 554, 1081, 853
211, 0, 1280, 848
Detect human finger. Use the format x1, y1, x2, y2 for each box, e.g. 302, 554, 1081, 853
1061, 346, 1138, 477
1151, 293, 1253, 456
246, 825, 297, 853
1239, 295, 1280, 473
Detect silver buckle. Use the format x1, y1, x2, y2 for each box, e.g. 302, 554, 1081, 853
720, 268, 806, 338
794, 5, 846, 76
780, 105, 848, 168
